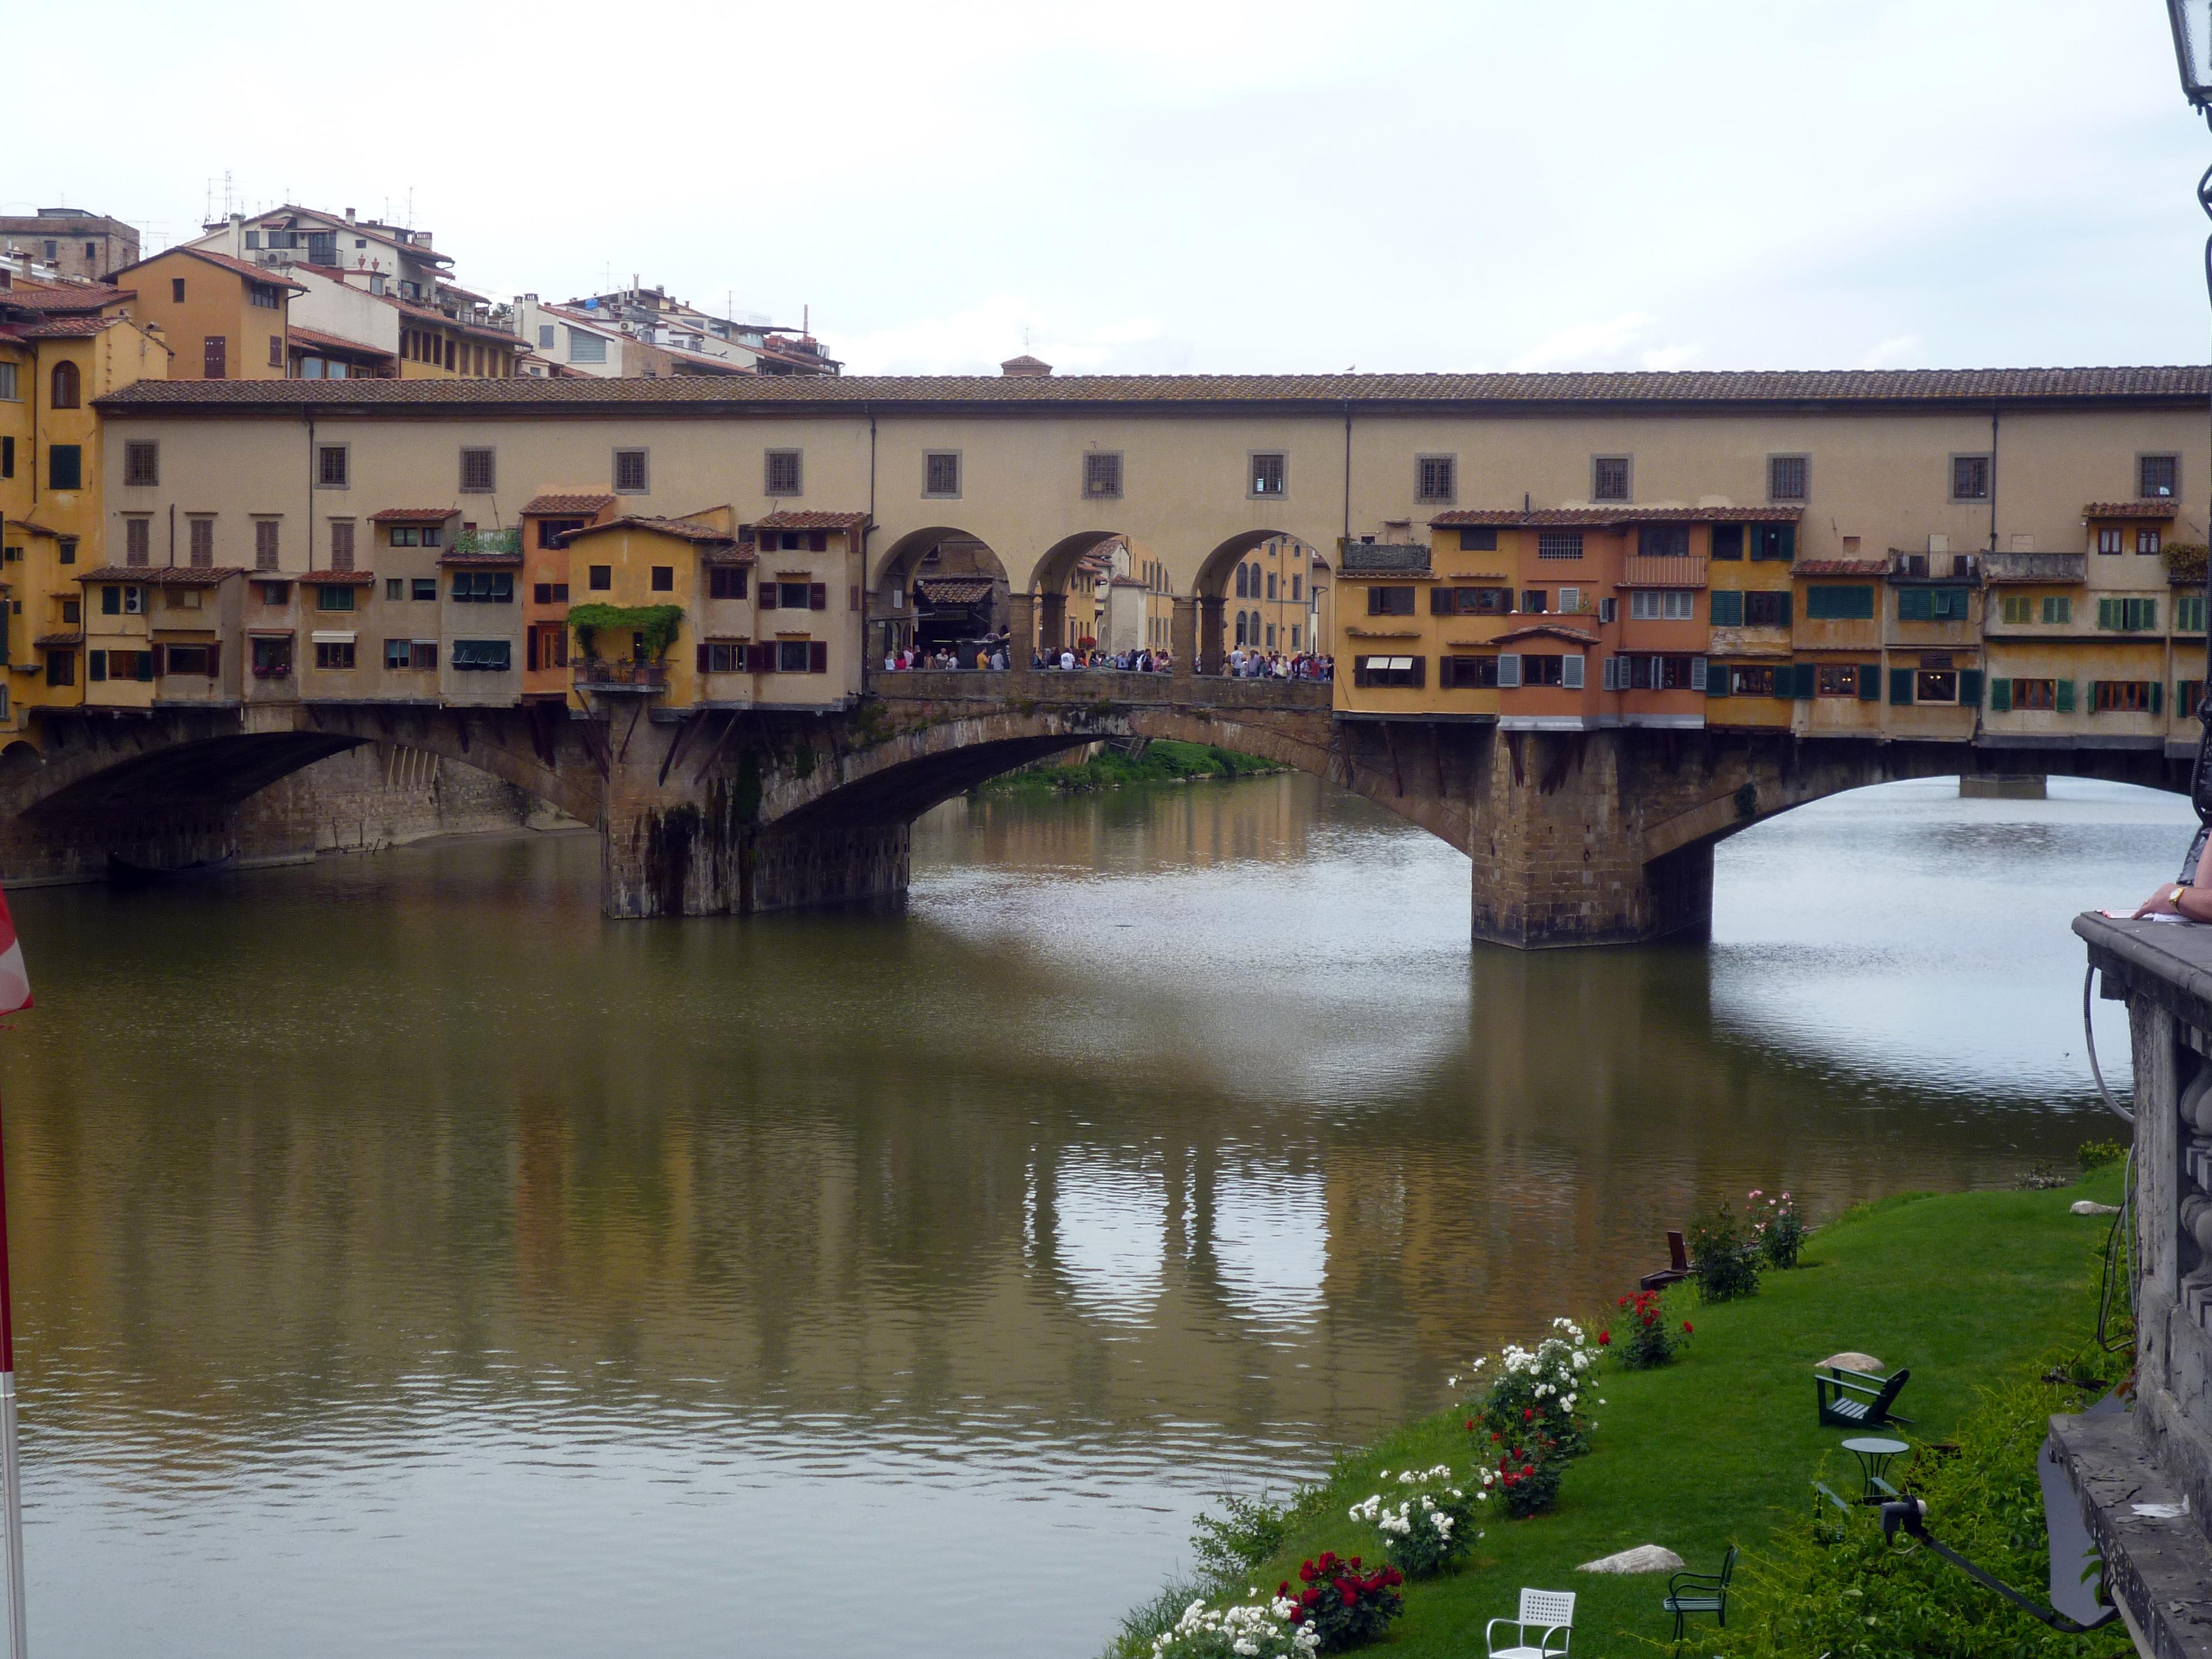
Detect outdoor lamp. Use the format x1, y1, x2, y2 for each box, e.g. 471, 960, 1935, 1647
2171, 0, 2212, 107
1878, 1498, 2116, 1634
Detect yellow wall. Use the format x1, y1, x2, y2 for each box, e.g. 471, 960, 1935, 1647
120, 250, 289, 381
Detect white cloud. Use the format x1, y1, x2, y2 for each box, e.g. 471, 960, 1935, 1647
834, 295, 1168, 376
1855, 334, 1925, 370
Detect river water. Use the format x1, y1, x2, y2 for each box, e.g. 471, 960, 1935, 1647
0, 772, 2181, 1657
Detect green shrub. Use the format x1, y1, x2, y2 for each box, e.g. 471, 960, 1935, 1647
1749, 1189, 1806, 1268
1346, 1465, 1480, 1578
1690, 1203, 1764, 1301
1279, 1553, 1402, 1653
1191, 1490, 1302, 1583
1605, 1289, 1690, 1369
2076, 1139, 2127, 1174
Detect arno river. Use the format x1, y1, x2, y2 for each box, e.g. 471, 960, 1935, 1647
0, 772, 2178, 1657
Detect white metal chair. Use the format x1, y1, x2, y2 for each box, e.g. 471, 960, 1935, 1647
1486, 1587, 1575, 1658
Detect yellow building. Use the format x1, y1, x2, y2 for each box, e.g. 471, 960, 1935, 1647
109, 246, 302, 380
1228, 535, 1324, 656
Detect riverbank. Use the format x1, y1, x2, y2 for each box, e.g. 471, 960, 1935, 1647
1116, 1161, 2131, 1657
978, 739, 1285, 796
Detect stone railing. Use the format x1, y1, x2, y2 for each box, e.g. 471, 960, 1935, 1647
1982, 551, 2085, 585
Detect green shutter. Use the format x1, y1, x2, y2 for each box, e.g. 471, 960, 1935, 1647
2055, 679, 2075, 713
1858, 664, 1881, 700
1898, 589, 1932, 622
2153, 680, 2164, 715
1959, 669, 1983, 707
1791, 663, 1815, 699
1777, 592, 1793, 627
1890, 667, 1915, 704
1707, 666, 1730, 697
2098, 597, 2117, 630
1990, 677, 2011, 712
1710, 589, 1743, 626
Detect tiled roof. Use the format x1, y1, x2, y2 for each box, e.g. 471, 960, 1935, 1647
287, 325, 395, 362
0, 282, 132, 313
303, 569, 378, 584
368, 506, 456, 524
521, 492, 615, 516
17, 316, 128, 339
752, 510, 870, 529
2083, 499, 2179, 519
94, 365, 2212, 416
1490, 623, 1602, 645
75, 565, 245, 585
33, 631, 82, 648
1433, 506, 1805, 527
1794, 558, 1892, 575
914, 578, 995, 604
118, 247, 307, 293
437, 550, 524, 566
564, 514, 736, 546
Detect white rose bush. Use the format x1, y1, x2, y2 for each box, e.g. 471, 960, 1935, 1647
1347, 1464, 1481, 1578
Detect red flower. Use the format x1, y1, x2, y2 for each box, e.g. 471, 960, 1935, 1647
1465, 1418, 1476, 1431
1349, 1557, 1361, 1570
1521, 1463, 1533, 1475
1277, 1581, 1290, 1597
1524, 1407, 1535, 1422
1597, 1330, 1611, 1346
1490, 1430, 1501, 1442
1683, 1321, 1694, 1333
1298, 1563, 1316, 1584
1339, 1584, 1357, 1608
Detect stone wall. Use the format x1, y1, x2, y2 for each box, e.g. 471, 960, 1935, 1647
237, 741, 555, 863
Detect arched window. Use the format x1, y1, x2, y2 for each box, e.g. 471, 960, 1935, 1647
1234, 564, 1248, 598
1234, 613, 1248, 646
49, 361, 80, 409
1267, 573, 1277, 600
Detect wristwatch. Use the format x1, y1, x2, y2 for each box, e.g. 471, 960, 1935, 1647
2175, 886, 2190, 908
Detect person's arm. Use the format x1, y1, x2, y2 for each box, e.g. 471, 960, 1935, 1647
2135, 880, 2212, 919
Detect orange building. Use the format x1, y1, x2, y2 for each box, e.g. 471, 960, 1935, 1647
109, 247, 303, 380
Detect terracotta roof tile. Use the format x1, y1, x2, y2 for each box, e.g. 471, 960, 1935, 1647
16, 316, 128, 339
1489, 623, 1601, 646
0, 282, 132, 313
1432, 506, 1805, 527
287, 325, 395, 362
368, 507, 456, 524
116, 247, 307, 293
521, 492, 615, 516
93, 366, 2212, 416
33, 631, 83, 648
2084, 499, 2179, 519
563, 514, 736, 546
752, 510, 870, 529
1794, 558, 1892, 575
303, 569, 378, 584
75, 565, 245, 585
914, 578, 995, 604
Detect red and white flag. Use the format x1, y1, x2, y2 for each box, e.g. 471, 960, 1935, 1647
0, 889, 30, 1016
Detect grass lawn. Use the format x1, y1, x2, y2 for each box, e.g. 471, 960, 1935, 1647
1143, 1164, 2127, 1657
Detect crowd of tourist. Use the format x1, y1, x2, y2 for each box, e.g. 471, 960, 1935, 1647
878, 641, 1333, 680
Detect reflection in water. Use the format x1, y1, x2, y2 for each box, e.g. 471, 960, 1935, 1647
0, 773, 2179, 1657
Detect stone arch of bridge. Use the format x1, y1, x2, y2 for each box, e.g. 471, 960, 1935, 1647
1193, 529, 1308, 672
870, 525, 1012, 658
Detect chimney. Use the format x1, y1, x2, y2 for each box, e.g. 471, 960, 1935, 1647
229, 211, 244, 255
999, 354, 1053, 378
345, 207, 356, 222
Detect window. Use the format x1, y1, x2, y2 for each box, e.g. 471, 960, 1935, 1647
124, 518, 150, 565
2011, 678, 2057, 710
57, 537, 75, 567
1521, 654, 1568, 687
406, 578, 433, 601
537, 325, 555, 350
1750, 524, 1796, 561
1352, 655, 1425, 688
0, 438, 9, 479
1592, 456, 1630, 502
1950, 454, 1990, 501
1768, 454, 1809, 502
1291, 575, 1302, 601
268, 335, 283, 369
1615, 654, 1700, 690
2042, 595, 2072, 624
389, 527, 421, 548
708, 566, 749, 600
2108, 596, 2159, 630
2138, 528, 2162, 555
44, 650, 74, 688
1637, 525, 1690, 558
1249, 453, 1287, 496
650, 566, 673, 592
1235, 564, 1249, 599
613, 448, 649, 494
60, 599, 79, 624
459, 448, 496, 494
924, 452, 961, 497
589, 565, 612, 591
2141, 453, 2179, 498
1743, 590, 1791, 627
1431, 586, 1515, 615
48, 445, 81, 490
567, 328, 607, 364
775, 639, 820, 673
1816, 665, 1859, 696
187, 517, 214, 566
48, 361, 79, 408
1896, 586, 1970, 622
451, 571, 515, 603
1266, 573, 1277, 600
329, 519, 356, 570
2092, 680, 2156, 713
1628, 590, 1695, 620
2183, 680, 2205, 718
315, 641, 356, 669
1710, 524, 1744, 561
1728, 665, 1775, 696
1804, 584, 1874, 620
2180, 593, 2209, 632
1536, 532, 1584, 561
527, 624, 570, 670
698, 641, 749, 673
0, 364, 14, 400
317, 585, 357, 612
317, 445, 349, 488
255, 519, 279, 570
451, 639, 513, 672
1415, 456, 1456, 503
1520, 590, 1549, 613
1998, 593, 2031, 624
171, 278, 185, 302
257, 581, 289, 605
1365, 586, 1417, 616
385, 578, 404, 601
1083, 452, 1122, 499
202, 336, 228, 379
1433, 654, 1504, 690
765, 450, 803, 495
385, 639, 416, 670
87, 650, 107, 683
1913, 669, 1959, 703
1458, 527, 1498, 552
124, 441, 159, 486
2097, 527, 2124, 554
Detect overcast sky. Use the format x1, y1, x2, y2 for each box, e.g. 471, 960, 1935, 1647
12, 1, 2211, 376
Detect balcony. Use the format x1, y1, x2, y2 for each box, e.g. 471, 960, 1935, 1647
453, 528, 522, 557
1982, 551, 2084, 585
1621, 555, 1708, 589
1889, 550, 1982, 582
575, 660, 666, 693
1340, 542, 1431, 575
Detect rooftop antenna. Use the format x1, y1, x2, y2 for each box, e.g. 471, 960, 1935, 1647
224, 171, 234, 218
804, 304, 810, 336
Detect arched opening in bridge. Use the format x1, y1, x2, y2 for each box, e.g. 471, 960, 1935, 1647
1195, 531, 1330, 674
1025, 531, 1175, 662
871, 527, 1012, 664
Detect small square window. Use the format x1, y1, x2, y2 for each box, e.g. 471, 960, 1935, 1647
1592, 456, 1631, 502
2141, 453, 2179, 498
1768, 454, 1809, 502
613, 448, 649, 494
124, 441, 160, 487
765, 450, 803, 496
589, 565, 612, 591
459, 447, 497, 494
1950, 454, 1990, 501
1414, 456, 1455, 504
317, 446, 349, 489
924, 452, 961, 497
650, 566, 674, 592
1249, 453, 1287, 497
1083, 452, 1123, 499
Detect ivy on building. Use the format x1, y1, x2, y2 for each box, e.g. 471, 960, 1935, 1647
567, 604, 686, 661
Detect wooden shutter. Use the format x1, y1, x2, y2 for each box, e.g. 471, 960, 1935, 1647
1709, 589, 1743, 626
759, 583, 778, 610
747, 643, 774, 672
150, 645, 167, 677
1690, 657, 1709, 692
1989, 677, 2011, 712
849, 585, 859, 612
1496, 653, 1521, 688
809, 583, 826, 611
2097, 597, 2116, 630
1889, 667, 1914, 704
1857, 664, 1881, 700
809, 641, 828, 673
696, 643, 710, 673
1789, 663, 1814, 699
1959, 668, 1981, 707
2152, 680, 2164, 715
137, 651, 154, 682
1560, 654, 1583, 690
2056, 679, 2075, 713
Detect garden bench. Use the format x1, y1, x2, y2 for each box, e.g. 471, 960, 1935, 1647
1639, 1230, 1690, 1291
1661, 1546, 1735, 1646
1815, 1363, 1912, 1429
1486, 1587, 1574, 1657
